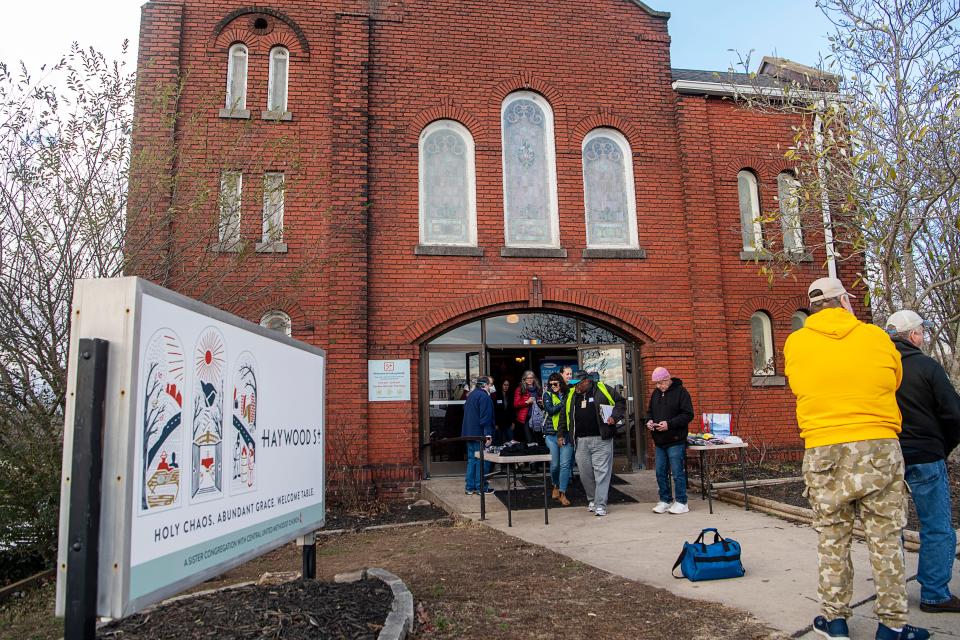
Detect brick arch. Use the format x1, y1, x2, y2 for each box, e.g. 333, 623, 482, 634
735, 296, 785, 322
570, 109, 643, 152
406, 98, 485, 144
210, 7, 310, 59
719, 155, 770, 182
485, 75, 566, 145
404, 290, 663, 345
767, 159, 798, 176
782, 294, 811, 315
245, 296, 309, 332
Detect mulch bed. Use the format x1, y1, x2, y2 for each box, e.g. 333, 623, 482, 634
745, 461, 960, 532
320, 500, 450, 531
97, 578, 392, 640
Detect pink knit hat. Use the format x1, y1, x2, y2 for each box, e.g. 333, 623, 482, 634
651, 367, 671, 382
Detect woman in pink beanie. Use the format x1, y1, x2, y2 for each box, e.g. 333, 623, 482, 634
646, 366, 694, 514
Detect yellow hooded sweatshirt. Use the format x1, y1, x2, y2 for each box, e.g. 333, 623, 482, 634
784, 307, 902, 449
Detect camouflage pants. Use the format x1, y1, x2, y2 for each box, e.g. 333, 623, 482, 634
802, 439, 907, 627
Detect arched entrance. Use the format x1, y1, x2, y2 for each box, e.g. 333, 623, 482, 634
420, 310, 645, 477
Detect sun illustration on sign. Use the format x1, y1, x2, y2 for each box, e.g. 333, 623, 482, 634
195, 331, 225, 381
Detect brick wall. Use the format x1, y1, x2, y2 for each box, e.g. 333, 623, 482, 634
132, 0, 828, 494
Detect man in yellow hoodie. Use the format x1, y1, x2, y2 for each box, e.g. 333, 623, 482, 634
784, 277, 928, 640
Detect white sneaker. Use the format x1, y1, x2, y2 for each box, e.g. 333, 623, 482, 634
667, 502, 689, 514
595, 506, 607, 517
587, 501, 596, 512
652, 501, 671, 514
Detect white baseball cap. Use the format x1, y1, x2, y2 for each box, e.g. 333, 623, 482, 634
885, 310, 933, 334
807, 277, 852, 303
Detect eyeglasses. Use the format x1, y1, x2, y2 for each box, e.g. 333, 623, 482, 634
549, 382, 560, 387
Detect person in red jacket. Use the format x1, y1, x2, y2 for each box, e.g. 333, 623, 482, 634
513, 370, 542, 444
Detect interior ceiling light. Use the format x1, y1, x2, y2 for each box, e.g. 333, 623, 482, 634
506, 314, 520, 324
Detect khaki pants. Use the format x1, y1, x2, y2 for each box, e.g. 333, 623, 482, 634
803, 439, 907, 627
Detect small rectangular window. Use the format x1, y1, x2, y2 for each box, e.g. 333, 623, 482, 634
268, 48, 289, 113
218, 171, 242, 245
262, 172, 284, 242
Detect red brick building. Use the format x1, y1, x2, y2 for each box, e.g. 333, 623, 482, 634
132, 0, 849, 497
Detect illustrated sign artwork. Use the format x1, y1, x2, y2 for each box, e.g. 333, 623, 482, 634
191, 328, 225, 503
231, 351, 258, 494
701, 413, 732, 438
56, 278, 326, 620
367, 359, 410, 401
141, 329, 185, 512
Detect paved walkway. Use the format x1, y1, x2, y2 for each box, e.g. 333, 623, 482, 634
423, 470, 960, 639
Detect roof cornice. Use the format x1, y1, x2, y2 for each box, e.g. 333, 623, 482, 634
671, 79, 839, 101
627, 0, 670, 18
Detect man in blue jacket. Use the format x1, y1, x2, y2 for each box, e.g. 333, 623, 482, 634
887, 310, 960, 614
462, 376, 496, 495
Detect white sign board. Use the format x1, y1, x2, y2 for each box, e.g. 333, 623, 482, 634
367, 359, 410, 401
55, 278, 325, 618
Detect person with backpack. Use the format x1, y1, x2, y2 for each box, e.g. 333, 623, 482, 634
646, 366, 694, 515
513, 370, 544, 446
558, 370, 625, 517
543, 372, 573, 506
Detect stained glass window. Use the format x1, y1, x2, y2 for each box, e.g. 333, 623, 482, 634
419, 120, 476, 245
738, 170, 763, 251
502, 92, 559, 247
582, 129, 638, 248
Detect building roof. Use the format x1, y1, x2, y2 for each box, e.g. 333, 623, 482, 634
671, 58, 839, 98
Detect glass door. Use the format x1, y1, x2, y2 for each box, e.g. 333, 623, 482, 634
423, 350, 480, 477
579, 346, 636, 471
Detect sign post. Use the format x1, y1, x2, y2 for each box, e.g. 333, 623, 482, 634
64, 339, 109, 640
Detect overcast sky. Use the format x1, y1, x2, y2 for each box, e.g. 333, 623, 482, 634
0, 1, 833, 74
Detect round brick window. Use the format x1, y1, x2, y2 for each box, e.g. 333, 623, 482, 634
250, 15, 274, 35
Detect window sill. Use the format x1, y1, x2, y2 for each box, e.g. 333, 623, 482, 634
582, 247, 646, 259
500, 247, 567, 258
218, 108, 251, 119
415, 245, 483, 256
261, 110, 293, 121
256, 241, 288, 253
751, 375, 786, 387
740, 250, 813, 262
210, 240, 245, 253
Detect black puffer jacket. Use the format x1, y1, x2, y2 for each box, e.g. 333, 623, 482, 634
892, 337, 960, 463
646, 377, 694, 447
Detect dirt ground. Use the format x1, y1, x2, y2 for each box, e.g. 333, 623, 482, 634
2, 520, 781, 640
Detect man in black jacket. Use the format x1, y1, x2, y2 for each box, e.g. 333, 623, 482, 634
886, 310, 960, 613
557, 371, 625, 517
646, 367, 694, 514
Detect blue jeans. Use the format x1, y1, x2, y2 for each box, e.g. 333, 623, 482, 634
905, 459, 956, 604
465, 441, 491, 492
545, 433, 574, 492
655, 443, 687, 504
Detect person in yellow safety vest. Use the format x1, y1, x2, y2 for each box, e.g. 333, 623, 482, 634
542, 372, 573, 506
558, 371, 625, 517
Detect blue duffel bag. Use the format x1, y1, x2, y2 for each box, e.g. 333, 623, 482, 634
671, 527, 745, 581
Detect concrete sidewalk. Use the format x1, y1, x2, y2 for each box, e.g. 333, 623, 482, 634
424, 470, 960, 639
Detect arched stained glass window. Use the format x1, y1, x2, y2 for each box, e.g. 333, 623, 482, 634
738, 170, 763, 252
260, 310, 292, 337
582, 128, 638, 248
225, 43, 248, 111
501, 91, 559, 248
419, 120, 476, 246
791, 310, 809, 332
267, 47, 289, 113
750, 311, 775, 376
778, 171, 803, 253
